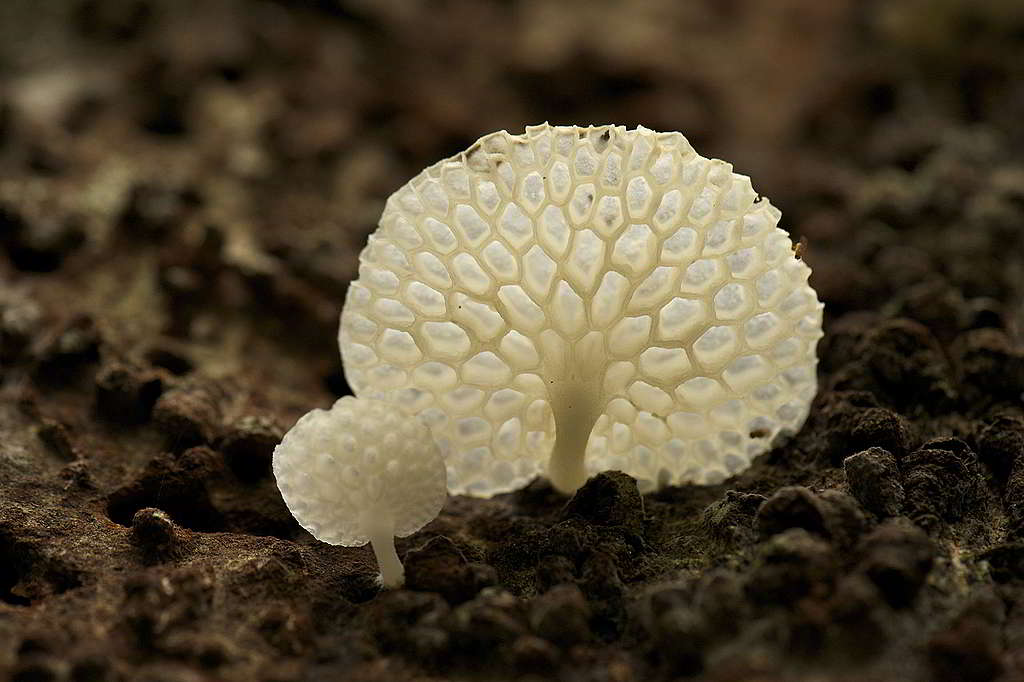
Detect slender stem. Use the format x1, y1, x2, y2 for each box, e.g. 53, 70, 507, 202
546, 378, 603, 495
364, 513, 403, 588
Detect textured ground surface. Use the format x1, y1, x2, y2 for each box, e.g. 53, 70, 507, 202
1, 1, 1024, 680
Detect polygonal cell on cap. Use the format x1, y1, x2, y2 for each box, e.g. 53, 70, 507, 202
675, 376, 726, 408
667, 411, 704, 438
657, 297, 705, 341
373, 298, 415, 327
687, 186, 719, 227
538, 206, 571, 258
741, 208, 772, 241
770, 337, 803, 366
548, 161, 572, 202
602, 361, 636, 396
722, 354, 772, 393
726, 246, 761, 278
499, 330, 540, 370
763, 233, 791, 266
703, 219, 739, 256
594, 196, 625, 237
494, 417, 523, 458
566, 229, 606, 293
628, 381, 674, 415
440, 387, 486, 417
574, 145, 599, 177
412, 362, 458, 390
660, 227, 699, 265
406, 282, 446, 317
606, 397, 637, 423
744, 312, 784, 349
456, 416, 492, 445
475, 180, 501, 215
650, 152, 677, 186
680, 258, 725, 295
378, 329, 422, 364
484, 388, 526, 421
692, 325, 738, 369
612, 224, 656, 274
451, 253, 492, 296
362, 266, 400, 295
420, 180, 450, 215
462, 352, 512, 386
366, 363, 408, 390
782, 365, 814, 390
499, 203, 534, 250
569, 184, 597, 225
713, 282, 753, 320
551, 281, 587, 338
635, 412, 670, 445
421, 321, 472, 360
497, 285, 547, 333
629, 267, 678, 312
680, 156, 709, 188
638, 346, 691, 383
601, 152, 624, 189
345, 343, 377, 368
755, 269, 785, 306
519, 172, 546, 214
454, 204, 491, 247
779, 288, 815, 318
386, 215, 423, 249
481, 241, 520, 283
452, 295, 505, 341
342, 312, 378, 342
592, 271, 631, 329
608, 315, 652, 358
423, 217, 458, 254
367, 239, 410, 274
522, 246, 556, 301
413, 252, 453, 290
750, 381, 781, 406
442, 166, 471, 199
626, 176, 653, 219
652, 189, 683, 233
511, 139, 535, 166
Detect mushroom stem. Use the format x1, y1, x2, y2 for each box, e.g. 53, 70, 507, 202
547, 378, 604, 495
365, 514, 404, 588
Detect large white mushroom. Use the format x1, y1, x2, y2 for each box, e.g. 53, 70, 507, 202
340, 124, 823, 496
273, 396, 447, 587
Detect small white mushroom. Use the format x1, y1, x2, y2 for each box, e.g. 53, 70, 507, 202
272, 396, 447, 588
340, 124, 823, 496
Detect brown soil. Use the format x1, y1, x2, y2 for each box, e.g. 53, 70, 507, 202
2, 1, 1024, 680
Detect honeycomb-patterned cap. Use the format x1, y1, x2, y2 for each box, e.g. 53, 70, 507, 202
340, 124, 823, 496
272, 396, 447, 545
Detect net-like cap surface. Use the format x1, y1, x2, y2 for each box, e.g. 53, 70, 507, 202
340, 124, 823, 496
273, 396, 447, 545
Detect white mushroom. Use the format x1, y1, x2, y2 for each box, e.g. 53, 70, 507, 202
340, 124, 823, 496
272, 396, 447, 588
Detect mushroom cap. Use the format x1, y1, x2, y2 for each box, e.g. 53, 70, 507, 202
340, 124, 823, 496
272, 396, 447, 545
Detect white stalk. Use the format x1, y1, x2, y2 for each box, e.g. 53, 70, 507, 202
545, 333, 605, 495
364, 513, 403, 588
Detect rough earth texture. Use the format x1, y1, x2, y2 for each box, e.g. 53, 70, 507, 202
1, 1, 1023, 681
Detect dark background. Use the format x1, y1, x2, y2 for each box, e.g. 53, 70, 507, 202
1, 1, 1024, 681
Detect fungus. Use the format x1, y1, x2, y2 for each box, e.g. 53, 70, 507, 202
340, 124, 823, 496
272, 396, 447, 587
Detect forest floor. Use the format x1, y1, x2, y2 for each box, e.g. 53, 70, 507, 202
1, 1, 1024, 680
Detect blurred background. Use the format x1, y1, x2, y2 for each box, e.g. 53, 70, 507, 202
2, 5, 1024, 680
1, 0, 1022, 404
